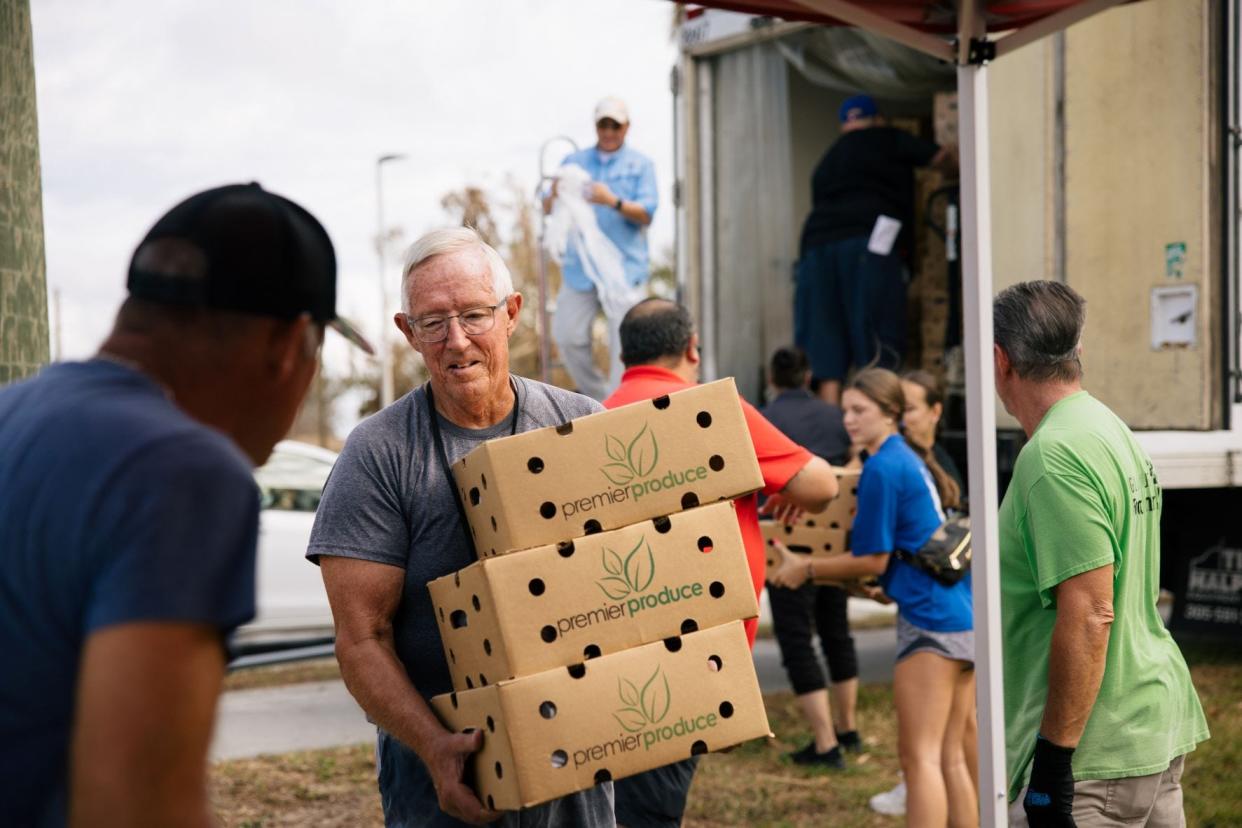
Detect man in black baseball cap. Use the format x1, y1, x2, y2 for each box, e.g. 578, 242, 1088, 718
0, 183, 365, 826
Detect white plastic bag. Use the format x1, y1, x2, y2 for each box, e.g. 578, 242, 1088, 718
543, 164, 643, 319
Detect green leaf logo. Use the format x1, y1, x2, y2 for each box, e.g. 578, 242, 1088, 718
623, 536, 655, 593
627, 423, 659, 478
613, 665, 671, 732
599, 423, 660, 485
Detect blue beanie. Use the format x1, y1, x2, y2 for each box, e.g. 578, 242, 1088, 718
839, 94, 878, 123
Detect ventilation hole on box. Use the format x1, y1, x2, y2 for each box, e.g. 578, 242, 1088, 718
450, 692, 458, 709
551, 750, 568, 768
567, 663, 587, 679
471, 524, 477, 538
541, 625, 557, 643
691, 740, 708, 756
652, 395, 671, 410
707, 654, 723, 672
789, 545, 812, 555
454, 571, 461, 587
528, 456, 545, 473
557, 540, 575, 558
540, 501, 557, 519
540, 700, 558, 719
439, 607, 445, 622
783, 525, 793, 535
805, 519, 816, 528
709, 581, 725, 598
479, 673, 488, 686
529, 578, 546, 596
830, 521, 841, 530
663, 636, 683, 653
469, 487, 481, 506
480, 473, 487, 489
483, 638, 492, 656
449, 649, 456, 664
681, 492, 699, 510
486, 714, 495, 732
653, 515, 672, 533
824, 543, 835, 552
450, 610, 468, 629
583, 643, 601, 660
681, 618, 698, 635
490, 548, 496, 556
488, 794, 495, 810
584, 519, 602, 535
594, 769, 612, 785
465, 676, 474, 689
696, 411, 712, 428
472, 594, 481, 611
708, 455, 725, 472
697, 535, 713, 553
490, 516, 497, 532
495, 761, 503, 779
851, 486, 858, 496
556, 422, 574, 436
719, 701, 734, 718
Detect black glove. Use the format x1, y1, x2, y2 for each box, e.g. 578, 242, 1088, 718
1023, 736, 1077, 827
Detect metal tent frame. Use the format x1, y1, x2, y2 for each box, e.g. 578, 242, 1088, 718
673, 1, 1136, 823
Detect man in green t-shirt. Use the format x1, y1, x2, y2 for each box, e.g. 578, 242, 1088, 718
994, 281, 1208, 827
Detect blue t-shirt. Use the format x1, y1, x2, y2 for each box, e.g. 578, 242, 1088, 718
560, 143, 658, 292
0, 360, 259, 826
852, 435, 972, 632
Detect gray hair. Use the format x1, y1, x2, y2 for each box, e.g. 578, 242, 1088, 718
400, 227, 514, 314
993, 280, 1085, 383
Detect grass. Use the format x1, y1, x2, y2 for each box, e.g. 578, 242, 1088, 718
223, 658, 341, 692
211, 641, 1241, 827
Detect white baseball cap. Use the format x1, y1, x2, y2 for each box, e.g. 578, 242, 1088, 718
594, 97, 630, 125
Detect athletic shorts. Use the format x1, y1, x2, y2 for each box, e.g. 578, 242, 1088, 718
896, 615, 974, 666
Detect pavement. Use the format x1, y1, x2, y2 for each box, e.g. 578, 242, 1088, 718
211, 625, 897, 761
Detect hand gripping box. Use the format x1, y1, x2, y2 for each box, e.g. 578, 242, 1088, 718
453, 379, 763, 556
430, 621, 770, 811
430, 501, 758, 691
762, 520, 852, 586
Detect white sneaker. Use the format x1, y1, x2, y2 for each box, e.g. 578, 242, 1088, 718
869, 780, 907, 816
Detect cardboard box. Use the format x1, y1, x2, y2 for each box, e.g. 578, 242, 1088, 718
761, 520, 851, 586
934, 91, 958, 147
817, 467, 860, 530
454, 379, 764, 556
431, 621, 770, 811
429, 501, 759, 691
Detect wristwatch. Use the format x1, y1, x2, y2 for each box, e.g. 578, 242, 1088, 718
614, 197, 624, 211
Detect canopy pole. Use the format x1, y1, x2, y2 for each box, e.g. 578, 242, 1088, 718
957, 4, 1007, 825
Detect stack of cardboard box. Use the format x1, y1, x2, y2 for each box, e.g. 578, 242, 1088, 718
762, 468, 860, 585
912, 91, 961, 377
428, 379, 773, 811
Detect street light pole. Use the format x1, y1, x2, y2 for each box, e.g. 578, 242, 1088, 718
376, 153, 406, 408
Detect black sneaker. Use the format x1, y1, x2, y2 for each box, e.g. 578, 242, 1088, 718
793, 744, 846, 769
836, 730, 864, 753
783, 741, 818, 764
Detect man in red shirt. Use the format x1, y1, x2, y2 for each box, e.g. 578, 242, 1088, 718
605, 298, 837, 827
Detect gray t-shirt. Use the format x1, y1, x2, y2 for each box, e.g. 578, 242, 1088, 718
308, 376, 600, 696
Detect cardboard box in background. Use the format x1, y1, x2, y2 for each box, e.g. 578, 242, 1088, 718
933, 91, 958, 147
431, 621, 770, 811
761, 521, 850, 586
454, 379, 763, 556
429, 502, 758, 691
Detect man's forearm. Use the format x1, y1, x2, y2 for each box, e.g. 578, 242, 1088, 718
1040, 594, 1114, 746
338, 637, 449, 758
618, 200, 651, 225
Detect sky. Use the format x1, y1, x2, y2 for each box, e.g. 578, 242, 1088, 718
30, 0, 679, 381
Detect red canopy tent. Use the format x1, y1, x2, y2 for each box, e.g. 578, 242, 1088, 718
669, 1, 1139, 824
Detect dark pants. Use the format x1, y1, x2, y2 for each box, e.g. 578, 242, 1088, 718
794, 236, 907, 383
769, 583, 858, 695
613, 757, 700, 828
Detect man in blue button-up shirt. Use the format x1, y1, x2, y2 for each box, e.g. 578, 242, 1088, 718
548, 97, 658, 400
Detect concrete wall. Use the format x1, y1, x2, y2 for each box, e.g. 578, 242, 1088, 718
0, 0, 49, 384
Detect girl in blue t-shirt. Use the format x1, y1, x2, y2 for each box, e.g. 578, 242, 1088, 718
771, 368, 976, 827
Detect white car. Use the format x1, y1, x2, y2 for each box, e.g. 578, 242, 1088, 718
234, 440, 338, 647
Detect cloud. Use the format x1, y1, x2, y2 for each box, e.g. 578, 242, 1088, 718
31, 0, 678, 365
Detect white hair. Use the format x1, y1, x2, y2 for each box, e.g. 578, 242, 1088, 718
399, 226, 514, 315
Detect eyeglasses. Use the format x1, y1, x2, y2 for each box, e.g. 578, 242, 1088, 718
405, 297, 508, 343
